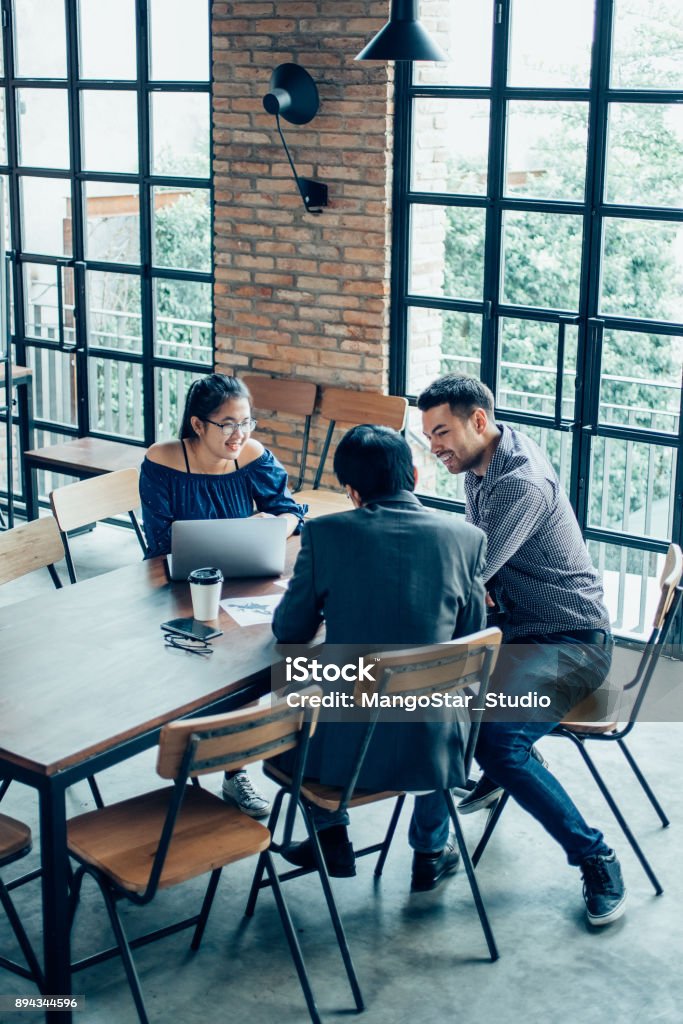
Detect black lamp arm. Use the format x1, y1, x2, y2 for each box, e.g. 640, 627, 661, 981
275, 114, 328, 215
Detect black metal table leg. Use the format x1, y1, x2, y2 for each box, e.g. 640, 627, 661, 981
39, 777, 73, 1023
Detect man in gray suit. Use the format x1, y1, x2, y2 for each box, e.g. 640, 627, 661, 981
272, 424, 487, 891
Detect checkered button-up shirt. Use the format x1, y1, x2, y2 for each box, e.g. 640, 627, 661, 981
465, 424, 610, 640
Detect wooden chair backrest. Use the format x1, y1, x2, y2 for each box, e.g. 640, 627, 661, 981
156, 687, 321, 780
653, 543, 683, 630
318, 387, 408, 430
49, 467, 141, 534
357, 628, 502, 704
0, 516, 64, 586
243, 375, 317, 417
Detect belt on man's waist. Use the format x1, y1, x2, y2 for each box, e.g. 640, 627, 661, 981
515, 628, 611, 645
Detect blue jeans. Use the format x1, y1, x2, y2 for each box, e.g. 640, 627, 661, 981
310, 790, 451, 855
474, 631, 614, 866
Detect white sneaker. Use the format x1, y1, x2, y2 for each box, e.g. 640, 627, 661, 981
221, 771, 271, 819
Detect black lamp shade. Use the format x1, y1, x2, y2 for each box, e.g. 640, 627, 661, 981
262, 63, 319, 125
355, 0, 447, 62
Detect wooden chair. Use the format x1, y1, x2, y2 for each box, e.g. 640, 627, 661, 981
49, 467, 146, 584
296, 387, 409, 519
243, 375, 317, 491
472, 544, 683, 896
0, 813, 44, 990
67, 691, 330, 1024
0, 515, 64, 590
246, 627, 503, 991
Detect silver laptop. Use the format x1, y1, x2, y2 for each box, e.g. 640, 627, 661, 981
167, 518, 288, 581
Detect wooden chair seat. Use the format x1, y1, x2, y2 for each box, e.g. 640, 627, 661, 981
0, 813, 32, 864
560, 721, 618, 735
68, 787, 269, 893
264, 762, 400, 811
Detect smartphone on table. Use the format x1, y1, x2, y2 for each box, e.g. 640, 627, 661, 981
160, 617, 223, 641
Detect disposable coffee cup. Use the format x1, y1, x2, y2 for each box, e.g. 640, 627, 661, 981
188, 566, 223, 622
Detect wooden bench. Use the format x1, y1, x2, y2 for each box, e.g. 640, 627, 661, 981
23, 437, 144, 520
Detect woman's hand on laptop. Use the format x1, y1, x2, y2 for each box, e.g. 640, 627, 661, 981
252, 512, 276, 519
252, 511, 299, 537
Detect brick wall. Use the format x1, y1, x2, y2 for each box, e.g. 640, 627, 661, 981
211, 1, 394, 487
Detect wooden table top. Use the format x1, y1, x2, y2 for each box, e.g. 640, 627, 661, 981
23, 436, 145, 475
0, 545, 300, 777
0, 364, 32, 384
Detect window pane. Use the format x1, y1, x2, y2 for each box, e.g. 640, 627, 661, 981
497, 318, 578, 419
502, 419, 574, 494
151, 92, 210, 177
84, 181, 140, 264
508, 0, 595, 87
589, 437, 675, 541
26, 428, 77, 499
149, 0, 209, 81
78, 0, 137, 80
87, 271, 142, 353
502, 211, 583, 310
414, 0, 493, 87
600, 218, 683, 322
605, 104, 683, 208
17, 88, 70, 169
587, 541, 667, 640
88, 357, 144, 439
155, 365, 202, 440
599, 329, 682, 434
407, 405, 468, 504
23, 262, 75, 345
611, 0, 683, 89
26, 347, 77, 426
13, 0, 67, 78
154, 278, 212, 363
20, 176, 72, 256
505, 101, 589, 202
152, 187, 211, 271
411, 99, 489, 196
407, 306, 482, 395
82, 91, 138, 173
409, 204, 485, 301
0, 102, 7, 164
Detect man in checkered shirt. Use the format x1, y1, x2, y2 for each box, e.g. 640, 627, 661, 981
418, 374, 625, 927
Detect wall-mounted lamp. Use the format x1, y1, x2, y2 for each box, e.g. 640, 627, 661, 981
355, 0, 447, 61
262, 63, 328, 215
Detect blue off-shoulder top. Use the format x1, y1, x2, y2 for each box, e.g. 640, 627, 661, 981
139, 448, 307, 558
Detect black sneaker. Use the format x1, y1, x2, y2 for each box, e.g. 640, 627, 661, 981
458, 745, 548, 815
281, 825, 356, 878
581, 851, 626, 926
411, 835, 460, 892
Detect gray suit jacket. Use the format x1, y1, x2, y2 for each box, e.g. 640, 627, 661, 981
272, 491, 487, 792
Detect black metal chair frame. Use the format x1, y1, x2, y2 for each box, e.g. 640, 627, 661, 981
67, 698, 328, 1024
0, 830, 45, 990
59, 508, 146, 586
245, 633, 503, 991
472, 584, 683, 896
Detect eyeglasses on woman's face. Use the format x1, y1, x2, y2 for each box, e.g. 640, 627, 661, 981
202, 417, 257, 437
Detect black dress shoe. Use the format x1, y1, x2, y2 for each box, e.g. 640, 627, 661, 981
411, 836, 460, 892
281, 825, 356, 878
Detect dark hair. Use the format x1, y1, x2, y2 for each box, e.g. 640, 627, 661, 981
333, 425, 415, 502
416, 374, 494, 418
179, 374, 251, 439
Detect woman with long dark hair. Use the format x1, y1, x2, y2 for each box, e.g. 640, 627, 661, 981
140, 373, 307, 818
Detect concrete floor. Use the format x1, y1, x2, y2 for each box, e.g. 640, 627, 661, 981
1, 522, 682, 1024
